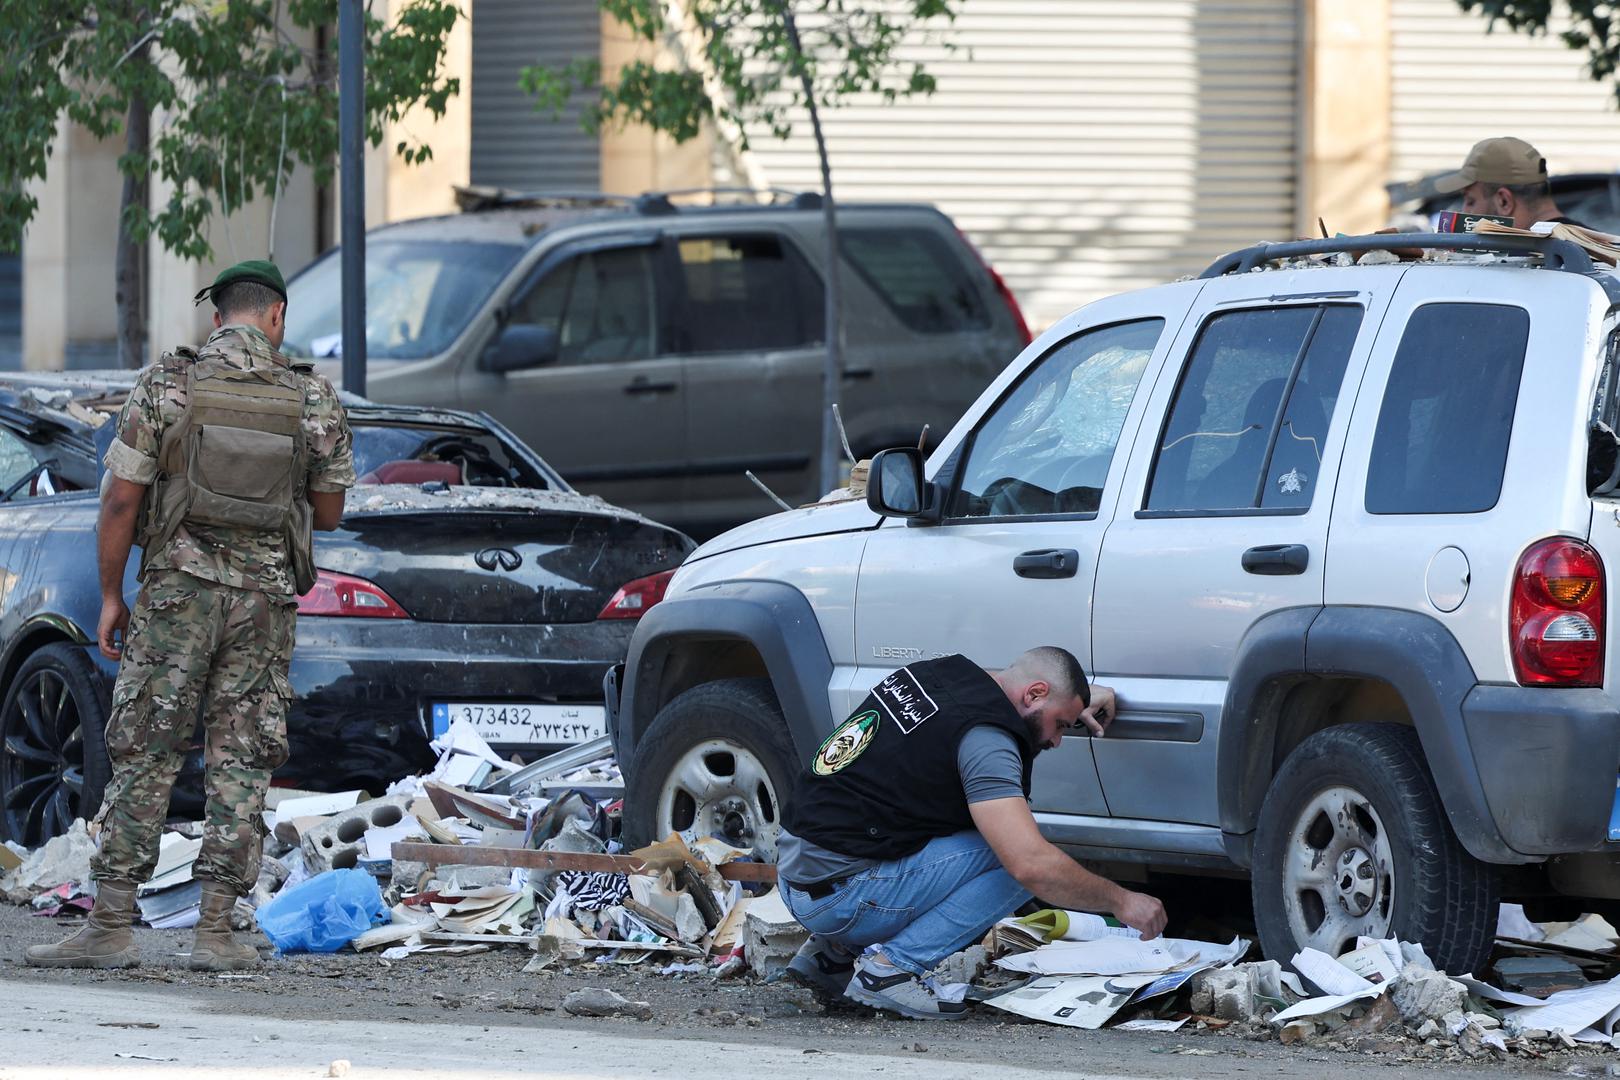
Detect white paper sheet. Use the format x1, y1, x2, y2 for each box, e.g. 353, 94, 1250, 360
1454, 976, 1543, 1008
1502, 975, 1620, 1037
996, 935, 1246, 978
1339, 941, 1402, 985
1271, 986, 1385, 1023
1291, 947, 1376, 996
985, 975, 1137, 1029
363, 819, 428, 862
1114, 1017, 1190, 1032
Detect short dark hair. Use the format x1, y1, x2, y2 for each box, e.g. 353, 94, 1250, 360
1015, 646, 1089, 705
1498, 179, 1552, 203
214, 280, 284, 320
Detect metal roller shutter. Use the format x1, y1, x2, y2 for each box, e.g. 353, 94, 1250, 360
1391, 0, 1620, 183
471, 0, 601, 191
740, 0, 1300, 331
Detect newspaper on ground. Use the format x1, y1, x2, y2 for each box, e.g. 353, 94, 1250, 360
985, 974, 1147, 1029
995, 934, 1247, 978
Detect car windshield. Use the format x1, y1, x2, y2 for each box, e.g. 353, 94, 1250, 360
283, 239, 525, 361
351, 421, 551, 489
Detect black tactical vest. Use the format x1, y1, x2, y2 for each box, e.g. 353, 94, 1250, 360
783, 654, 1040, 862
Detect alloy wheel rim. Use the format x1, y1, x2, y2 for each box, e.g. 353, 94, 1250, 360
1282, 784, 1396, 957
655, 738, 781, 860
0, 669, 84, 844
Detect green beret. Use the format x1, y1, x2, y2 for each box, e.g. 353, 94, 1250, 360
192, 259, 288, 307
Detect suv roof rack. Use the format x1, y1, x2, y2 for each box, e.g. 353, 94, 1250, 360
453, 186, 636, 213
631, 187, 822, 215
1202, 232, 1598, 278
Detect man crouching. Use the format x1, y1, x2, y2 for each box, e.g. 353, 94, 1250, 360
778, 647, 1167, 1019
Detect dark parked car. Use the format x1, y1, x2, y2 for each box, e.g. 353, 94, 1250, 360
0, 374, 692, 845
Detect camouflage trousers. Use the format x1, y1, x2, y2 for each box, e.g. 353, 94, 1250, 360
90, 569, 296, 896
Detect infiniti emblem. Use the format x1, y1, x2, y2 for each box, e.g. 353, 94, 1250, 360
475, 547, 522, 572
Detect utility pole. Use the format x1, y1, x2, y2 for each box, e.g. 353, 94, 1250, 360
339, 0, 366, 397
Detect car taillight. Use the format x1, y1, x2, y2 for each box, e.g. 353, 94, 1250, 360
598, 569, 675, 620
954, 226, 1033, 346
1511, 538, 1604, 687
297, 570, 408, 618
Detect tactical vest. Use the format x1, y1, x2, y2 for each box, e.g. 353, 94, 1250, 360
138, 345, 318, 593
782, 655, 1041, 863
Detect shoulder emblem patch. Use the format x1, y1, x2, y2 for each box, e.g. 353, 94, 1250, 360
813, 710, 881, 776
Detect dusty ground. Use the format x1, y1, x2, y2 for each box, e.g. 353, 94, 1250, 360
0, 904, 1612, 1078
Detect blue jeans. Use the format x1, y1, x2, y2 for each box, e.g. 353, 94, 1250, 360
781, 830, 1031, 977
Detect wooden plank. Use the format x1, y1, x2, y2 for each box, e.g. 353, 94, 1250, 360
391, 842, 778, 882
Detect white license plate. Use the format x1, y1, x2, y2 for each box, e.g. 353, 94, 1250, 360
431, 702, 606, 745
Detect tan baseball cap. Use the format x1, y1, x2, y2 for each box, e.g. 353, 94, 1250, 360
1433, 137, 1548, 194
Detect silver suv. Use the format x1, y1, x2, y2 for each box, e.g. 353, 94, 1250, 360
282, 191, 1030, 538
608, 232, 1620, 976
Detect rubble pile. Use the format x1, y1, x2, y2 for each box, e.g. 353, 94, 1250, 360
943, 904, 1620, 1060
7, 728, 1620, 1060
0, 720, 789, 986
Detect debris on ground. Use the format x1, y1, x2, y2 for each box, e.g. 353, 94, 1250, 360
561, 986, 654, 1020
12, 722, 1620, 1062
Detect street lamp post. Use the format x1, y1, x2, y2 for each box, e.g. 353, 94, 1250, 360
338, 0, 366, 398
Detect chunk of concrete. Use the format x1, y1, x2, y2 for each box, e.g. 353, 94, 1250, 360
1390, 970, 1468, 1024
562, 987, 653, 1020
0, 820, 95, 903
299, 796, 414, 874
932, 944, 989, 986
742, 888, 809, 981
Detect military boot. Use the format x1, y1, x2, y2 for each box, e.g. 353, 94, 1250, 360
188, 881, 261, 971
24, 880, 140, 969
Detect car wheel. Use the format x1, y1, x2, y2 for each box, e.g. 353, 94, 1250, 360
0, 642, 111, 846
1251, 722, 1496, 977
623, 678, 798, 860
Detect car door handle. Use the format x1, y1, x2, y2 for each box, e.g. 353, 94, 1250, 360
842, 367, 874, 381
1241, 544, 1310, 576
623, 378, 677, 396
1014, 548, 1080, 579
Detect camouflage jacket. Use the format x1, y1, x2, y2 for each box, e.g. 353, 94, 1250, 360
104, 324, 356, 597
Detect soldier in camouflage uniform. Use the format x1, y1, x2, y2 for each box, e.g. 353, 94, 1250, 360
25, 260, 354, 971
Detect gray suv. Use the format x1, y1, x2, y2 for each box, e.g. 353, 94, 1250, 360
607, 232, 1620, 977
283, 192, 1030, 538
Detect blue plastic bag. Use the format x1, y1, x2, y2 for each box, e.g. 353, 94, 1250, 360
256, 868, 386, 953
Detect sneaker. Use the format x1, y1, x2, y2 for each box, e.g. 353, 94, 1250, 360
844, 954, 969, 1020
786, 935, 856, 1001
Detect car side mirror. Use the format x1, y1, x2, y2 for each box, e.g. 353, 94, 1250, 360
482, 323, 559, 373
867, 447, 931, 518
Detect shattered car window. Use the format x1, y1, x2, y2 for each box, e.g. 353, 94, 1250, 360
352, 423, 550, 489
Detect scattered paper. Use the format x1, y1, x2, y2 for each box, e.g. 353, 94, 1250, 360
1502, 974, 1620, 1037
985, 975, 1138, 1029
997, 935, 1246, 978
1272, 986, 1385, 1023
1338, 940, 1402, 985
1292, 947, 1376, 997
1114, 1017, 1190, 1032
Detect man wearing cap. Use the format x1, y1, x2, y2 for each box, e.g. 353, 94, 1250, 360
1438, 136, 1584, 229
778, 647, 1168, 1019
24, 260, 355, 971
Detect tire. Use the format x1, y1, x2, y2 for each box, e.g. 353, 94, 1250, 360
1251, 722, 1497, 977
623, 678, 798, 860
0, 642, 112, 846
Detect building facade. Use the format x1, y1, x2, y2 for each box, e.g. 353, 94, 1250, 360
16, 0, 1620, 368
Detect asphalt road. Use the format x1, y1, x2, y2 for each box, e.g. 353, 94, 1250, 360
0, 905, 1601, 1079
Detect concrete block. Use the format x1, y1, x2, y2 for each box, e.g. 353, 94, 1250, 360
300, 796, 414, 873
742, 888, 808, 981
1390, 971, 1468, 1025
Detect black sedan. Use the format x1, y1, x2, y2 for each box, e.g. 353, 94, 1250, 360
0, 375, 692, 845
